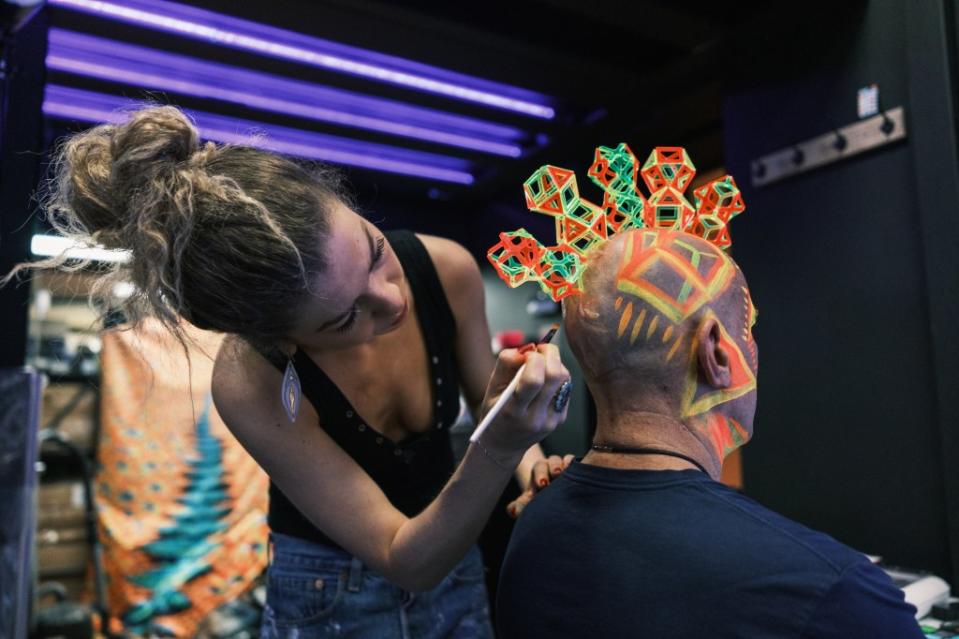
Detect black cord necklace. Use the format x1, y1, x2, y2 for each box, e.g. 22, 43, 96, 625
590, 443, 709, 475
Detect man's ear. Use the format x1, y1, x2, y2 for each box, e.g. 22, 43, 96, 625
696, 316, 731, 388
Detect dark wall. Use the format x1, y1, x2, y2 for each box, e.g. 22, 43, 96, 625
723, 1, 958, 584
0, 8, 48, 367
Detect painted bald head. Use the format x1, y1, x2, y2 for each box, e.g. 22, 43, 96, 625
565, 228, 759, 459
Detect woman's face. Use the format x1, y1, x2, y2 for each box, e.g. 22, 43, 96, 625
287, 202, 409, 351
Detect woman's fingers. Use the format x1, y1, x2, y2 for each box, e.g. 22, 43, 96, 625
531, 460, 551, 489
486, 348, 527, 397
524, 348, 570, 430
534, 456, 568, 488
525, 456, 567, 493
506, 489, 534, 519
509, 454, 575, 519
510, 351, 547, 410
547, 455, 565, 477
493, 345, 570, 422
479, 344, 571, 458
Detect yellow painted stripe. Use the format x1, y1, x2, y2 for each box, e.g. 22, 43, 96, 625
646, 314, 660, 340
662, 325, 674, 343
630, 308, 648, 345
666, 334, 684, 362
617, 302, 634, 338
615, 296, 622, 310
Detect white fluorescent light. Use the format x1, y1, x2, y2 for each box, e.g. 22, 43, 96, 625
31, 233, 131, 263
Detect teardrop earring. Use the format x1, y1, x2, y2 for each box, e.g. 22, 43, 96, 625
281, 354, 301, 423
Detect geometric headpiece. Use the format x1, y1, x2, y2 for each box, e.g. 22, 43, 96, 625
487, 145, 746, 300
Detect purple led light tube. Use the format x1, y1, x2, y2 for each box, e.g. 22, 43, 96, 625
48, 0, 556, 119
47, 29, 525, 157
43, 84, 475, 184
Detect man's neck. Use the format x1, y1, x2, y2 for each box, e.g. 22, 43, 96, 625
584, 409, 723, 480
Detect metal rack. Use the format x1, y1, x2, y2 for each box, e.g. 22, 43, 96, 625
751, 107, 907, 187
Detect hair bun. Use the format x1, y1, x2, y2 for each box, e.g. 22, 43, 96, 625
53, 105, 200, 245
109, 105, 200, 203
111, 105, 199, 176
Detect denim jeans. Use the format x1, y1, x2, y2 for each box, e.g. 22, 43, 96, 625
261, 533, 493, 639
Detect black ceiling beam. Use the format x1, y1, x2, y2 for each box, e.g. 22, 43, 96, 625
532, 0, 719, 51
262, 0, 642, 97
463, 0, 803, 206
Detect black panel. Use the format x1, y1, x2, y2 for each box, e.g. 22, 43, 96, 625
0, 7, 48, 368
905, 0, 959, 587
0, 368, 42, 639
723, 1, 955, 584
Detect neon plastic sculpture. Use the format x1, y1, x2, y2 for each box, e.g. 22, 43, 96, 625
488, 145, 745, 300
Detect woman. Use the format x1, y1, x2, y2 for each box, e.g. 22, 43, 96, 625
20, 106, 572, 637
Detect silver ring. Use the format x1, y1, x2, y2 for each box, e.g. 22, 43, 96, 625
552, 380, 573, 412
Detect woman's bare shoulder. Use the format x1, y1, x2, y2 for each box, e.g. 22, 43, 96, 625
415, 233, 475, 274
415, 233, 484, 316
211, 336, 280, 422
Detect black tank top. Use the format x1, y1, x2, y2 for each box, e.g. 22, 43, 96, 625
268, 230, 462, 547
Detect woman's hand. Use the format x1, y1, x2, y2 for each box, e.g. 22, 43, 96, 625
475, 344, 571, 466
507, 454, 575, 518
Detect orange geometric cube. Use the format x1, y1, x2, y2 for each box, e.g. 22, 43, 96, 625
489, 145, 746, 301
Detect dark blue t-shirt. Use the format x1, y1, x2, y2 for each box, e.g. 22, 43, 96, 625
497, 462, 922, 639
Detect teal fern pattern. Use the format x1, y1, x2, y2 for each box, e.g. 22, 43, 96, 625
122, 399, 229, 636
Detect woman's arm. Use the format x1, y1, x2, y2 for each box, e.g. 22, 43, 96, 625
418, 234, 555, 491
212, 339, 567, 592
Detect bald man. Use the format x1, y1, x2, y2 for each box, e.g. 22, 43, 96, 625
496, 229, 922, 638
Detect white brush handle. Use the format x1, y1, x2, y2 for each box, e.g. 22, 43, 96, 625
469, 363, 526, 444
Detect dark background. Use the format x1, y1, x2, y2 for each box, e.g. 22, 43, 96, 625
723, 1, 959, 586
1, 0, 956, 592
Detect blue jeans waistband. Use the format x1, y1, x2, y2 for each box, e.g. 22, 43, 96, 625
269, 532, 364, 593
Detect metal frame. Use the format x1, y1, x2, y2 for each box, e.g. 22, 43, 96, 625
750, 107, 908, 187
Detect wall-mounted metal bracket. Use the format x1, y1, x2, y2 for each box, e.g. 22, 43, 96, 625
750, 106, 907, 187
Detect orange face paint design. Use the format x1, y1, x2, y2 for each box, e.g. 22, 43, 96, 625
699, 412, 751, 459
630, 308, 648, 345
617, 301, 634, 338
616, 232, 735, 325
680, 309, 757, 418
661, 325, 674, 343
613, 231, 738, 372
646, 314, 660, 340
666, 333, 685, 362
614, 299, 680, 349
741, 286, 758, 371
604, 231, 755, 460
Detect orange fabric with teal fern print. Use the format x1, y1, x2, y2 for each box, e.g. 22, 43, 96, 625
97, 320, 269, 637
